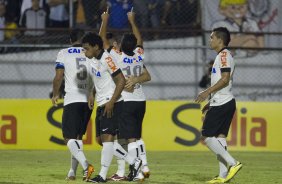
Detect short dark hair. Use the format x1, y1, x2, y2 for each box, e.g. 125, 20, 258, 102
121, 33, 137, 53
81, 32, 103, 49
69, 29, 85, 43
212, 27, 231, 46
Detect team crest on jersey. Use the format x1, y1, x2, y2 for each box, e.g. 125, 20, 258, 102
136, 47, 144, 55
105, 57, 118, 72
92, 68, 101, 77
68, 48, 81, 53
123, 56, 143, 64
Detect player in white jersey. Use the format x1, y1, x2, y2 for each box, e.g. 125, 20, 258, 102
99, 9, 151, 181
195, 27, 242, 184
51, 29, 94, 181
81, 32, 142, 183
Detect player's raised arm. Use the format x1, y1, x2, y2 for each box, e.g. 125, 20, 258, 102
127, 8, 143, 46
99, 7, 110, 49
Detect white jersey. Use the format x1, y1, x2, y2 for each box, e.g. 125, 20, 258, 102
55, 46, 91, 106
89, 51, 123, 106
210, 48, 235, 106
109, 46, 146, 101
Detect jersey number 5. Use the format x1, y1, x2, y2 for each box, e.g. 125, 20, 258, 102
76, 58, 87, 80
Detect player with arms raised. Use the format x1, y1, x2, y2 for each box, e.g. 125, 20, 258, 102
99, 8, 151, 181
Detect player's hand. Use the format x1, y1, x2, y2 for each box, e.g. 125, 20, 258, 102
195, 90, 210, 103
201, 103, 210, 114
125, 75, 137, 88
51, 95, 59, 107
103, 101, 114, 118
127, 8, 135, 24
88, 94, 94, 110
124, 85, 134, 93
101, 7, 109, 21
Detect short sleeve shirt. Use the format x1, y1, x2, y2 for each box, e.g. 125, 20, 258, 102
109, 46, 146, 101
55, 46, 91, 106
210, 48, 235, 106
89, 51, 123, 106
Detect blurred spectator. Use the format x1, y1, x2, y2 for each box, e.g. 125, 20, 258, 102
81, 0, 102, 28
20, 0, 49, 17
0, 1, 19, 43
47, 0, 69, 27
133, 0, 148, 28
0, 1, 6, 42
161, 0, 199, 27
5, 15, 20, 43
107, 0, 133, 29
5, 0, 21, 24
148, 0, 163, 28
20, 0, 48, 36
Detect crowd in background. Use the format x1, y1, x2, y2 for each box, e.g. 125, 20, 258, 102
0, 0, 200, 44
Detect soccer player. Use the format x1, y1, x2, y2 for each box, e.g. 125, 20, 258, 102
81, 32, 142, 183
51, 29, 94, 181
99, 9, 151, 181
195, 27, 242, 184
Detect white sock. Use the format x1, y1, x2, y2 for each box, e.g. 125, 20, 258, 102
68, 154, 78, 177
99, 142, 114, 180
217, 138, 228, 178
128, 142, 138, 159
204, 137, 236, 166
137, 139, 148, 168
113, 141, 135, 165
67, 139, 88, 170
116, 158, 126, 177
114, 141, 125, 177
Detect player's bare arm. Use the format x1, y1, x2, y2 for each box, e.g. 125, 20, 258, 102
128, 9, 143, 46
103, 72, 125, 118
88, 87, 96, 110
99, 7, 110, 50
202, 103, 210, 114
195, 72, 230, 103
125, 67, 151, 89
52, 68, 64, 106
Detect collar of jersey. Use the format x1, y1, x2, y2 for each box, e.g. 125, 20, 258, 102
72, 44, 82, 47
218, 47, 227, 54
96, 50, 104, 59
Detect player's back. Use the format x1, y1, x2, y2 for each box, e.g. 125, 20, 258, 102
55, 46, 91, 105
109, 47, 146, 101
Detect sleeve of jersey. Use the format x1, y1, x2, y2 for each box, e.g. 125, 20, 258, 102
220, 51, 231, 73
55, 50, 65, 69
104, 56, 120, 75
109, 47, 121, 61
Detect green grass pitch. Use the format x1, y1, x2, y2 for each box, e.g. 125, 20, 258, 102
0, 150, 281, 184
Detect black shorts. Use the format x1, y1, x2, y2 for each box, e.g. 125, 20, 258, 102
95, 101, 123, 137
202, 99, 236, 137
119, 101, 146, 139
62, 102, 93, 139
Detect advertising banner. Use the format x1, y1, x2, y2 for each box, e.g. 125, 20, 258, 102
0, 100, 281, 151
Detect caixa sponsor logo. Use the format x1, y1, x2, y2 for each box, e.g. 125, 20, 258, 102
123, 56, 143, 64
172, 103, 267, 147
68, 48, 81, 53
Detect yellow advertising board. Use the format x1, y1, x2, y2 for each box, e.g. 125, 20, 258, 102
0, 100, 281, 151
